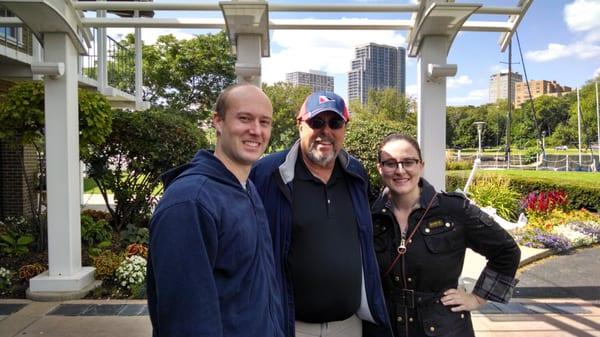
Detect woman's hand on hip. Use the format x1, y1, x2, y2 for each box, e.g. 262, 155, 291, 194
441, 288, 487, 312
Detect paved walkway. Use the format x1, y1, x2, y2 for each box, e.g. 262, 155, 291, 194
1, 246, 599, 337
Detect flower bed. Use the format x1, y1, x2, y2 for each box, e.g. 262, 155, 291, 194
510, 191, 600, 253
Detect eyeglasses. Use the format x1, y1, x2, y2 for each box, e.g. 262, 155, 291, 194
380, 159, 421, 172
304, 117, 346, 130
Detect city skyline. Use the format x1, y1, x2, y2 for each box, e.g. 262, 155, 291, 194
106, 0, 600, 107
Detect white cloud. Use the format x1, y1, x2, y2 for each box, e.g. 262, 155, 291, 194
447, 75, 472, 89
447, 88, 488, 106
525, 1, 600, 63
262, 19, 406, 84
489, 65, 506, 74
525, 41, 600, 62
595, 67, 600, 78
107, 28, 196, 44
406, 84, 418, 97
564, 0, 600, 32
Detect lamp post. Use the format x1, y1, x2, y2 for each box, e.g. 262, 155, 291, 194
541, 130, 546, 159
473, 121, 486, 159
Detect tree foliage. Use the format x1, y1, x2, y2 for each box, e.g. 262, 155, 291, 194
113, 32, 235, 120
262, 82, 311, 152
345, 117, 416, 195
84, 109, 206, 230
0, 81, 113, 153
350, 88, 415, 124
446, 76, 599, 153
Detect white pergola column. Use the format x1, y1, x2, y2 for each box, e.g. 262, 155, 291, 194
29, 32, 95, 293
417, 36, 448, 191
220, 1, 269, 87
235, 34, 262, 86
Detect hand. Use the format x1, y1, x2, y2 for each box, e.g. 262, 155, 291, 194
440, 288, 487, 312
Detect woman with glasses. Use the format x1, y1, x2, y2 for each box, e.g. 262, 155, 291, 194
363, 133, 520, 337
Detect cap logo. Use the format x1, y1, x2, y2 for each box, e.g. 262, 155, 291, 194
318, 96, 333, 104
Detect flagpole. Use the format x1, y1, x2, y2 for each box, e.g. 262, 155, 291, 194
596, 81, 600, 165
577, 87, 582, 166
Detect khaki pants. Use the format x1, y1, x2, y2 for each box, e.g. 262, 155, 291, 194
295, 315, 362, 337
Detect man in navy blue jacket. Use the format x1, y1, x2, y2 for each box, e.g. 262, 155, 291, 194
250, 92, 392, 337
147, 84, 284, 337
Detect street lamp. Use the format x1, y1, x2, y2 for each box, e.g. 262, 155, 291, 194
541, 130, 546, 155
473, 121, 486, 159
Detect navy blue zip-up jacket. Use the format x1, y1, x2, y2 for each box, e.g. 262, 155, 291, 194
147, 150, 284, 337
250, 141, 392, 337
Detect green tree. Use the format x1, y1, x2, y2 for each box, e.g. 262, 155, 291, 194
84, 109, 206, 231
111, 32, 235, 120
345, 117, 416, 195
262, 82, 311, 152
350, 88, 415, 124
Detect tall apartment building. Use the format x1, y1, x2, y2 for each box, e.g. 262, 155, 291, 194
515, 80, 572, 106
286, 70, 334, 92
348, 43, 406, 105
489, 71, 523, 104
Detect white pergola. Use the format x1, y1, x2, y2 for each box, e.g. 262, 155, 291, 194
0, 0, 532, 298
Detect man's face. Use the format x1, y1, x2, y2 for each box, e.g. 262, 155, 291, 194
213, 86, 273, 167
298, 111, 346, 168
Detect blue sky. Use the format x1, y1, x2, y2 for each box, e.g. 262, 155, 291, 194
108, 0, 600, 106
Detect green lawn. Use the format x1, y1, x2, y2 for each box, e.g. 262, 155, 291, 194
84, 178, 100, 193
448, 169, 600, 188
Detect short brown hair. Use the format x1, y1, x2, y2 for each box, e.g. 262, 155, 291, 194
377, 133, 422, 162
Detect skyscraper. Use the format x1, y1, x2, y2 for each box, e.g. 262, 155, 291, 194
489, 71, 523, 104
348, 43, 406, 105
286, 70, 334, 92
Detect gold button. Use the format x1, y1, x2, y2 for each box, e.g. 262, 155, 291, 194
407, 277, 412, 282
430, 326, 435, 332
445, 222, 451, 227
461, 313, 465, 319
408, 239, 412, 243
394, 276, 400, 282
425, 228, 430, 233
396, 316, 403, 322
408, 317, 414, 322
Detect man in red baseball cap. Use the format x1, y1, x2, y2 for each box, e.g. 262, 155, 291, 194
251, 91, 392, 337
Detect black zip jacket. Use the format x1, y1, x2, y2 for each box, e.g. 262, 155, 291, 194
363, 178, 520, 337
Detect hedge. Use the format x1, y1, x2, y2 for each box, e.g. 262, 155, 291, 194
446, 171, 600, 212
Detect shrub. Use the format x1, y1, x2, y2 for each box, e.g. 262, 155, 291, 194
18, 263, 45, 281
85, 109, 206, 230
81, 209, 113, 223
92, 250, 124, 280
0, 267, 12, 293
446, 160, 473, 171
446, 172, 600, 212
468, 176, 520, 221
120, 224, 149, 246
125, 243, 148, 259
0, 229, 34, 257
81, 215, 113, 247
115, 255, 147, 294
344, 118, 416, 194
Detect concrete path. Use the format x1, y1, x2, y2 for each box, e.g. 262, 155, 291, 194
1, 246, 599, 337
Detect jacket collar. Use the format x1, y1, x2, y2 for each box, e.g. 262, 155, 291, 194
278, 139, 351, 185
371, 178, 439, 215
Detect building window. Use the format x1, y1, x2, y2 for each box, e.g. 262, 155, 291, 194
0, 8, 23, 47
